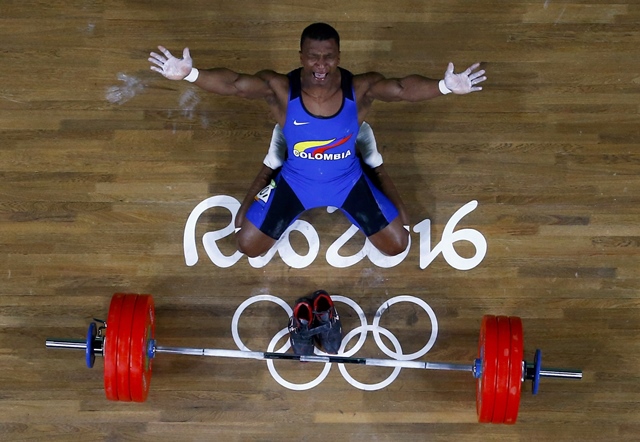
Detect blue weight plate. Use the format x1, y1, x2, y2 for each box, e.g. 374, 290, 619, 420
532, 349, 542, 395
86, 322, 97, 368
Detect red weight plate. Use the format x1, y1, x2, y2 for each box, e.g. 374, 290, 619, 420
116, 294, 138, 402
504, 316, 524, 424
476, 315, 498, 423
491, 316, 512, 423
129, 295, 155, 402
104, 294, 124, 401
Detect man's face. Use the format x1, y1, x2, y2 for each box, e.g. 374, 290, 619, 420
299, 38, 340, 84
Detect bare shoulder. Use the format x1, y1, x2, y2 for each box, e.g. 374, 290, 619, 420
256, 70, 289, 92
353, 71, 386, 90
255, 70, 289, 112
353, 71, 386, 104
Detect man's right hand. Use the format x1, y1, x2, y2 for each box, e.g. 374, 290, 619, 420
149, 46, 193, 80
443, 62, 486, 94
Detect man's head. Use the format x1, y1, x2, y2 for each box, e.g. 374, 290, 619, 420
299, 23, 341, 85
300, 22, 340, 49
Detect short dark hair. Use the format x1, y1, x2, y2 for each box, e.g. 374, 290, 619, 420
300, 23, 340, 49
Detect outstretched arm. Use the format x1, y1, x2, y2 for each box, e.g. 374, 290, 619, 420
149, 46, 276, 99
365, 62, 486, 103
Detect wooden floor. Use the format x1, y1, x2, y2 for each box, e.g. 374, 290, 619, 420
1, 0, 639, 440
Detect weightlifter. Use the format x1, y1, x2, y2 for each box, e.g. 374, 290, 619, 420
149, 22, 486, 354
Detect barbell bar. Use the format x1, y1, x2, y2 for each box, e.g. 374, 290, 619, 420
45, 293, 582, 424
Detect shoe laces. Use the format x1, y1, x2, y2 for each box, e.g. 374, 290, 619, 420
289, 300, 313, 333
313, 292, 338, 325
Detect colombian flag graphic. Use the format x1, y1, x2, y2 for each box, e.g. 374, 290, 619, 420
293, 134, 352, 157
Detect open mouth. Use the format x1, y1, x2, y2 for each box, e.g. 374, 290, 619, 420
313, 72, 327, 80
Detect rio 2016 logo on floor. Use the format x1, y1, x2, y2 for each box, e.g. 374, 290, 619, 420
183, 197, 487, 270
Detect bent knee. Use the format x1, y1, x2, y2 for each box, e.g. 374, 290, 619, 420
370, 226, 409, 257
236, 235, 262, 258
236, 229, 275, 258
385, 231, 409, 256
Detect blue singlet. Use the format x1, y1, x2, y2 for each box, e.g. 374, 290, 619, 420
245, 67, 398, 239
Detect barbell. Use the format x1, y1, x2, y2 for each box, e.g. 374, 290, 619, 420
45, 293, 582, 424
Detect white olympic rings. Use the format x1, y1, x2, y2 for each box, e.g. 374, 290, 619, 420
231, 294, 439, 391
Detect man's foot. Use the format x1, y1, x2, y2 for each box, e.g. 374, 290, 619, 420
311, 290, 343, 354
288, 298, 315, 356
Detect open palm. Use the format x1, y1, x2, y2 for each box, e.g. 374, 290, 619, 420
149, 46, 193, 80
443, 62, 486, 94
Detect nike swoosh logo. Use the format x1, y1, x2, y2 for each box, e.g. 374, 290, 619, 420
293, 120, 309, 126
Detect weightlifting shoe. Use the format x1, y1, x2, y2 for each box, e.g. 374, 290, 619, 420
288, 298, 315, 356
311, 290, 343, 354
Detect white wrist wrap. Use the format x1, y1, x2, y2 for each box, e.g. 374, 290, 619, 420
184, 68, 199, 83
438, 79, 452, 95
